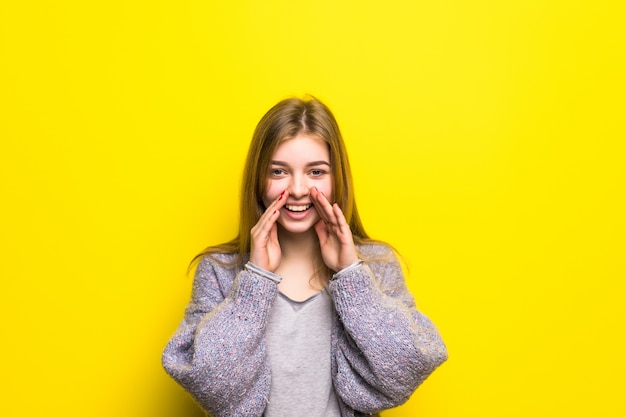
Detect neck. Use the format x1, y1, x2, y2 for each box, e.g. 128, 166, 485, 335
275, 227, 328, 297
277, 227, 321, 262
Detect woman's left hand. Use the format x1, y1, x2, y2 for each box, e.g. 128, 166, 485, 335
310, 186, 359, 272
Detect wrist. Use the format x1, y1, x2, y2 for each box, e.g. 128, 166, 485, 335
244, 262, 282, 284
332, 259, 364, 280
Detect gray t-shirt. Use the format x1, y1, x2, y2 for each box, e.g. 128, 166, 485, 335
263, 289, 341, 417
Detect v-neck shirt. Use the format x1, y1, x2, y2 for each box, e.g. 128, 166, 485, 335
263, 289, 341, 417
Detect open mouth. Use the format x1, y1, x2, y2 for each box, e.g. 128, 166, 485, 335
284, 203, 313, 213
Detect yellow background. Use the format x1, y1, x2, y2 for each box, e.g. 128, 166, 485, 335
1, 1, 624, 416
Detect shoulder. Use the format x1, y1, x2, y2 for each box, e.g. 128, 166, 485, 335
194, 252, 243, 282
356, 243, 398, 267
356, 243, 404, 280
198, 251, 240, 265
196, 252, 243, 274
192, 252, 243, 299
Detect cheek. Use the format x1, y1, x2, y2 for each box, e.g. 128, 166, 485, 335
263, 180, 282, 205
319, 178, 334, 201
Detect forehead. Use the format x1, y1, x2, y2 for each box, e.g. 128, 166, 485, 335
271, 134, 329, 163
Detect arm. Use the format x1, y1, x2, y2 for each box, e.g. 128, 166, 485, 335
328, 246, 448, 413
162, 255, 279, 417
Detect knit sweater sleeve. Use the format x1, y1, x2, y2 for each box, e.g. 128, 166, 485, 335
328, 245, 448, 413
162, 255, 278, 417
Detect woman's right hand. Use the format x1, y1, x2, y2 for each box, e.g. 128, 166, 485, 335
249, 190, 287, 272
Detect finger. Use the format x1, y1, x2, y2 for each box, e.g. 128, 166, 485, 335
251, 209, 280, 240
332, 203, 355, 241
269, 189, 289, 211
269, 220, 279, 245
321, 197, 345, 228
252, 193, 287, 240
311, 187, 335, 224
254, 190, 288, 230
332, 203, 349, 228
260, 206, 283, 235
314, 219, 329, 244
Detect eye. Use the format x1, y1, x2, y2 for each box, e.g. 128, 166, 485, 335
270, 168, 286, 177
310, 169, 327, 177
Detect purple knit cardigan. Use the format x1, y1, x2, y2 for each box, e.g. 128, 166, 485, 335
162, 245, 447, 416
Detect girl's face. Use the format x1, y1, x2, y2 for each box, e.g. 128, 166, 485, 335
263, 134, 333, 236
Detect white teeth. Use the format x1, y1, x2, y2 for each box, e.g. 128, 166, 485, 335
285, 204, 312, 212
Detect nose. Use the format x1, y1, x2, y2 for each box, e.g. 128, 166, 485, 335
288, 173, 309, 199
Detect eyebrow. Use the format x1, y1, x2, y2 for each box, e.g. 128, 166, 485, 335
271, 160, 331, 167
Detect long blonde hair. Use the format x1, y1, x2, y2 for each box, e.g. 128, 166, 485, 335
193, 96, 382, 267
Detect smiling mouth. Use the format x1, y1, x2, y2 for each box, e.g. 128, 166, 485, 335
284, 203, 313, 212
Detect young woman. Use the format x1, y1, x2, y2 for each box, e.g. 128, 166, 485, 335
162, 97, 447, 417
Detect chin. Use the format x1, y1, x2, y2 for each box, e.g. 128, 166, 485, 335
277, 218, 319, 235
279, 224, 315, 235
